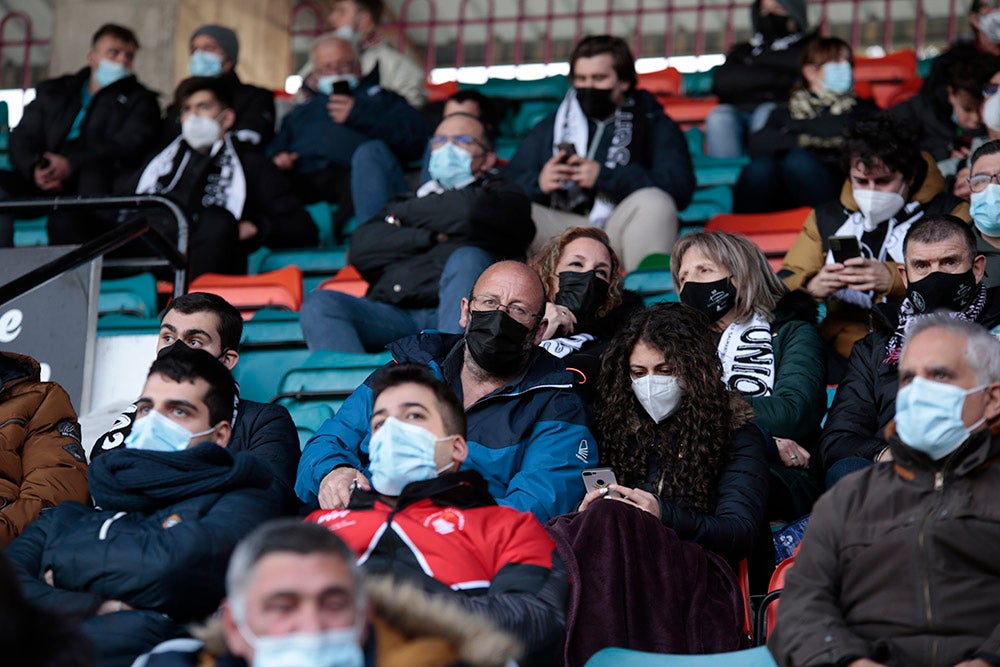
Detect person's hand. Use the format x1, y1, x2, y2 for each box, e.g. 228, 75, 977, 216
775, 437, 810, 468
607, 484, 661, 518
953, 166, 971, 201
272, 151, 298, 170
952, 659, 996, 667
318, 467, 370, 509
847, 660, 888, 667
238, 221, 259, 241
43, 152, 72, 183
541, 302, 576, 340
538, 152, 576, 194
327, 94, 355, 124
805, 263, 847, 299
566, 155, 601, 190
950, 145, 971, 160
840, 257, 894, 293
97, 599, 134, 616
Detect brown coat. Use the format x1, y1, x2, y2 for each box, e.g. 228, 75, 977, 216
780, 153, 971, 358
0, 352, 89, 545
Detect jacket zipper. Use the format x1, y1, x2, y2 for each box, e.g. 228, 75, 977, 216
918, 459, 956, 659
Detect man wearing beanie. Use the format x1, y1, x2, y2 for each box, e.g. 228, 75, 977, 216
161, 24, 275, 149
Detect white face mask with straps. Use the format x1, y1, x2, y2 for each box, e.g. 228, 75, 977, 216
632, 374, 683, 423
853, 183, 906, 231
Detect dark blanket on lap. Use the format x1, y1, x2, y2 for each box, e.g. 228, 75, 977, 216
546, 499, 744, 667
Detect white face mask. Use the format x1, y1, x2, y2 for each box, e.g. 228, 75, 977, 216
853, 186, 905, 230
631, 374, 683, 423
984, 93, 1000, 132
182, 113, 223, 150
239, 619, 365, 667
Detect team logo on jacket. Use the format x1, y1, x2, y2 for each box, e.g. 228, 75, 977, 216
162, 514, 183, 529
424, 509, 465, 535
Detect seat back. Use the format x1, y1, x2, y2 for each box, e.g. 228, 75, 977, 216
705, 207, 811, 270
189, 265, 304, 319
637, 67, 684, 97
318, 265, 369, 298
584, 645, 777, 666
755, 552, 798, 644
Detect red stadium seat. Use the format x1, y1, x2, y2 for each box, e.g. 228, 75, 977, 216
318, 265, 369, 298
854, 49, 920, 108
425, 80, 460, 104
659, 96, 720, 130
637, 67, 684, 97
754, 551, 798, 644
705, 207, 812, 271
188, 265, 304, 319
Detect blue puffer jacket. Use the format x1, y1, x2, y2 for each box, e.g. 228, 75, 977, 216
295, 332, 597, 521
7, 443, 282, 667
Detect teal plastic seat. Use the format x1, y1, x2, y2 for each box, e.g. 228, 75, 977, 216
462, 75, 568, 101
585, 646, 777, 667
624, 268, 674, 296
234, 348, 312, 403
680, 185, 734, 223
681, 67, 717, 97
96, 313, 162, 336
99, 272, 158, 318
275, 350, 393, 401
281, 400, 336, 450
241, 308, 306, 345
693, 155, 750, 187
13, 216, 48, 247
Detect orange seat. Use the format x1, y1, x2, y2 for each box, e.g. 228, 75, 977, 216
637, 67, 684, 97
659, 95, 720, 129
318, 265, 369, 298
854, 76, 922, 109
854, 49, 918, 85
759, 552, 798, 643
188, 265, 304, 319
705, 207, 811, 270
738, 559, 754, 644
425, 80, 460, 104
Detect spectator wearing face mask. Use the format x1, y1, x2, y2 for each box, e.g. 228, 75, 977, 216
299, 112, 534, 352
734, 36, 877, 213
296, 260, 597, 524
160, 25, 276, 149
132, 77, 317, 278
0, 23, 160, 247
779, 114, 971, 375
967, 140, 1000, 286
819, 214, 1000, 488
705, 0, 812, 159
503, 34, 695, 272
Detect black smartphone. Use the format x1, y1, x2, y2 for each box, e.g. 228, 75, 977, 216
828, 235, 862, 264
582, 467, 623, 498
332, 80, 352, 96
556, 141, 576, 162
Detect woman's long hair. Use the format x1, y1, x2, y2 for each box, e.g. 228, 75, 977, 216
529, 226, 624, 318
596, 303, 734, 512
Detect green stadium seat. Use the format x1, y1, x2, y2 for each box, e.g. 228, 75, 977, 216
13, 217, 48, 247
280, 400, 336, 450
680, 184, 733, 223
234, 348, 312, 403
462, 75, 568, 100
96, 313, 162, 336
624, 268, 674, 296
241, 308, 306, 345
585, 646, 776, 667
682, 67, 717, 97
99, 272, 158, 318
274, 350, 393, 403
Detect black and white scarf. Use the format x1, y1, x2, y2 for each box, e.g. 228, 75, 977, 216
882, 282, 988, 365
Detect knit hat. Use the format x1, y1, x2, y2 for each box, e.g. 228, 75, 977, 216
191, 24, 239, 65
751, 0, 808, 34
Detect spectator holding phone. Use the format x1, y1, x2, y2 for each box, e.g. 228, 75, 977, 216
820, 214, 1000, 487
673, 231, 826, 521
546, 303, 769, 662
780, 114, 971, 375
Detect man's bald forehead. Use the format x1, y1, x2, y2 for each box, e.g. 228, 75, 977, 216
473, 261, 546, 309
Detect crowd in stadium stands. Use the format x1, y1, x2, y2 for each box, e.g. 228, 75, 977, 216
3, 0, 1000, 664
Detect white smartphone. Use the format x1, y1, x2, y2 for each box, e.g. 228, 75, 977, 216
582, 467, 623, 498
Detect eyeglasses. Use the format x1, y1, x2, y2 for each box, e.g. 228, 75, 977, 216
469, 295, 541, 324
429, 134, 486, 152
968, 172, 1000, 192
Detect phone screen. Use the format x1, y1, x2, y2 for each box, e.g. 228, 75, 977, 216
556, 142, 577, 162
828, 235, 861, 264
332, 80, 352, 96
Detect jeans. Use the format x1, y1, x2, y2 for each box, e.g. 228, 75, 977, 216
825, 456, 873, 489
734, 148, 842, 213
350, 140, 409, 224
704, 102, 777, 158
300, 245, 495, 351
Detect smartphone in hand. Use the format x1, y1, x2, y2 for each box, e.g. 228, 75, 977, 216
556, 141, 577, 162
582, 467, 623, 498
332, 80, 352, 96
828, 235, 862, 264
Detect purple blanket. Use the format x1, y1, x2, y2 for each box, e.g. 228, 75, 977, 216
547, 499, 744, 667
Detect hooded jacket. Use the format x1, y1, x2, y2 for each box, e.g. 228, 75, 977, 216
7, 443, 282, 667
770, 420, 1000, 667
820, 287, 1000, 468
295, 332, 596, 522
0, 352, 89, 546
9, 66, 160, 196
308, 470, 567, 666
779, 152, 971, 357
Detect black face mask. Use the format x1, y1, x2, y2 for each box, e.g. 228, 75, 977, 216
554, 270, 610, 321
758, 13, 793, 42
906, 269, 978, 314
575, 87, 617, 120
679, 277, 737, 324
464, 309, 535, 376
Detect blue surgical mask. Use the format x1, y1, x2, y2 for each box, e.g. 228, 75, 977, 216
316, 74, 358, 96
822, 61, 853, 94
124, 410, 214, 452
334, 25, 359, 43
428, 142, 475, 189
248, 627, 364, 667
188, 50, 224, 77
971, 183, 1000, 237
368, 417, 452, 496
93, 59, 129, 89
895, 376, 986, 460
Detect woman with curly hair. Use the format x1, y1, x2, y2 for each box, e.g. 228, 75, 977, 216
673, 230, 826, 521
545, 303, 769, 663
528, 227, 642, 396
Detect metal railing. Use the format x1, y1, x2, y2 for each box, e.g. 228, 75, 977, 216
0, 195, 189, 307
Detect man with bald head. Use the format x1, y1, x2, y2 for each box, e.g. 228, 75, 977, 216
268, 34, 427, 239
300, 111, 534, 353
296, 259, 596, 522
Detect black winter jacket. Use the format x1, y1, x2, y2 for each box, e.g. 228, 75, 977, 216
7, 443, 282, 667
161, 70, 276, 149
820, 286, 1000, 468
503, 89, 695, 212
349, 174, 534, 308
10, 67, 160, 195
711, 33, 811, 111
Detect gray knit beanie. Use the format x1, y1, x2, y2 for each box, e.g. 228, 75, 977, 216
191, 25, 239, 65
